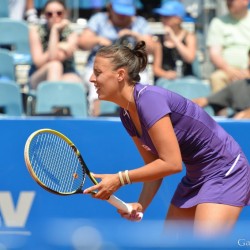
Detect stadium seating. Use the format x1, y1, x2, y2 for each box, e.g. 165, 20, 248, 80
157, 77, 215, 116
35, 81, 88, 117
0, 18, 31, 65
0, 49, 16, 81
0, 80, 23, 116
99, 100, 119, 116
0, 0, 9, 17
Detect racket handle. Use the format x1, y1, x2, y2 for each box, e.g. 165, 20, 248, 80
107, 195, 143, 221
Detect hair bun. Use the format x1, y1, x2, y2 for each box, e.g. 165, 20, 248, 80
114, 35, 137, 49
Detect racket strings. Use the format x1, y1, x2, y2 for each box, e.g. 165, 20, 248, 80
28, 132, 85, 193
37, 133, 61, 190
60, 139, 79, 192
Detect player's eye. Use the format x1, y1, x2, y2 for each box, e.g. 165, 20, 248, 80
94, 70, 101, 76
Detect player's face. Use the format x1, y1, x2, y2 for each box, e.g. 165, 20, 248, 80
90, 56, 120, 101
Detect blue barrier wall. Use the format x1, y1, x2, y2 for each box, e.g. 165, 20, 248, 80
0, 117, 249, 249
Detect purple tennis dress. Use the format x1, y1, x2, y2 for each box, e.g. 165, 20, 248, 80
120, 83, 250, 208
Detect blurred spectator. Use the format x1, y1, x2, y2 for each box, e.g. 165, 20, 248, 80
180, 0, 202, 20
79, 0, 108, 9
8, 0, 39, 23
152, 0, 197, 85
78, 0, 143, 20
29, 0, 82, 90
206, 0, 250, 93
193, 49, 250, 119
8, 0, 28, 20
25, 0, 40, 23
162, 0, 202, 20
78, 0, 155, 116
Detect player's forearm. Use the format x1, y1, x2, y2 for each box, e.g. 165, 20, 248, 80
129, 159, 182, 183
138, 179, 163, 212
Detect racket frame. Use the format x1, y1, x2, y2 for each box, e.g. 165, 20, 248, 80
24, 128, 96, 195
24, 128, 143, 219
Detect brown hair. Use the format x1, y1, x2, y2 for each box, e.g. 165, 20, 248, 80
43, 0, 66, 12
96, 41, 148, 85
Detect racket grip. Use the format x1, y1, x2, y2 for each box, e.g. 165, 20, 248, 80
107, 195, 143, 221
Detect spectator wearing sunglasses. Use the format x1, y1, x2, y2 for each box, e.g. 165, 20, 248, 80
29, 0, 82, 90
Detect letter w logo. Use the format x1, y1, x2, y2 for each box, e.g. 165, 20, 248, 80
0, 192, 35, 227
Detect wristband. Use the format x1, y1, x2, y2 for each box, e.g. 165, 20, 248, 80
124, 170, 131, 184
118, 171, 125, 186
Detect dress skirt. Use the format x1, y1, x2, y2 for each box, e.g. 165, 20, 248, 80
171, 152, 250, 208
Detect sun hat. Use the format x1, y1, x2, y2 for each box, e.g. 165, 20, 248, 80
110, 0, 135, 16
154, 1, 186, 19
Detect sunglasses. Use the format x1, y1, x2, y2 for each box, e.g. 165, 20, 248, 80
45, 11, 63, 18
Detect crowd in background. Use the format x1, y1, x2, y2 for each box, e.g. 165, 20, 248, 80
1, 0, 250, 118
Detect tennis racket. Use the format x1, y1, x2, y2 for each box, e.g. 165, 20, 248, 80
24, 128, 143, 220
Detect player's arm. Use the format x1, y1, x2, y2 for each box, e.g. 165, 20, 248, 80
84, 115, 182, 199
120, 114, 182, 217
132, 136, 163, 213
128, 115, 182, 183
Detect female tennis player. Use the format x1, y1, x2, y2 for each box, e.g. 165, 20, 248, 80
84, 41, 250, 237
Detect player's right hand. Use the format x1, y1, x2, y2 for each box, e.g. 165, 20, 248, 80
118, 202, 143, 222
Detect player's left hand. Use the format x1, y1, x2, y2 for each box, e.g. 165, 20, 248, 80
83, 173, 121, 200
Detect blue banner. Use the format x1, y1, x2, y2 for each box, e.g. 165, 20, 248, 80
0, 117, 249, 249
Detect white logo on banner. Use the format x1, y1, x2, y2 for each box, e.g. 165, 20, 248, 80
0, 191, 35, 235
